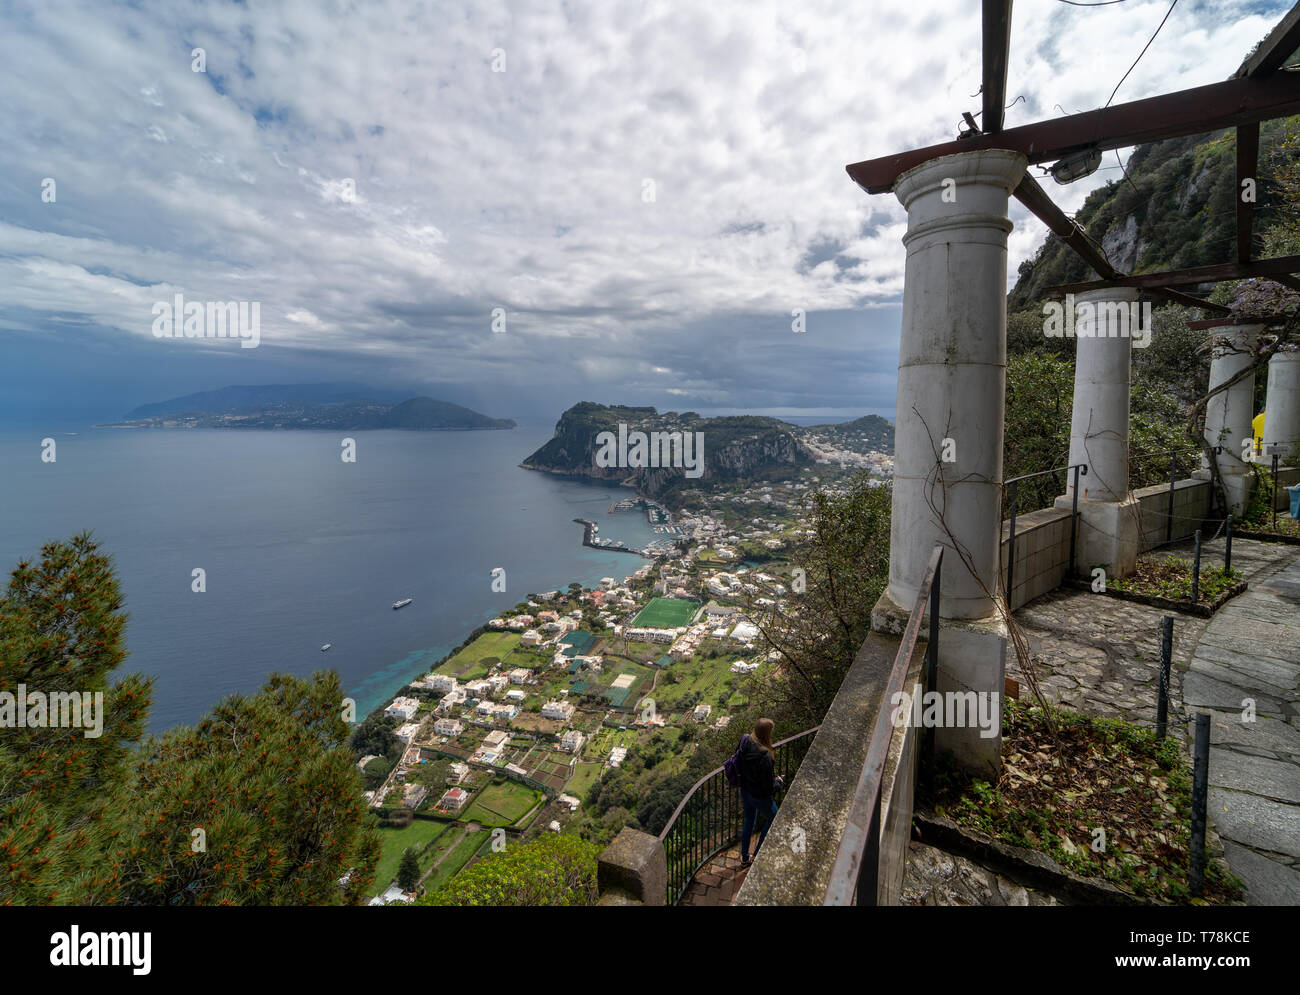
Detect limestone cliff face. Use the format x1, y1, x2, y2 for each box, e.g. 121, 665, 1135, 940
521, 401, 811, 503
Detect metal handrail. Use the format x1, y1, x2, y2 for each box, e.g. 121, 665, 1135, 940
1002, 462, 1087, 592
824, 544, 943, 906
658, 725, 820, 906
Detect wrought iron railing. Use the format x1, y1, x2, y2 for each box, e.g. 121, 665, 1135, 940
658, 726, 819, 906
823, 544, 943, 905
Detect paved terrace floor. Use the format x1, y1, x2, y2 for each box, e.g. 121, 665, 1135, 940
1007, 535, 1299, 905
678, 538, 1299, 906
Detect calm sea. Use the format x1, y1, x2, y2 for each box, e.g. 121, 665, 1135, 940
0, 428, 662, 733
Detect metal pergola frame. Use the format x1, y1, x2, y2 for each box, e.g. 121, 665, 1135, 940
845, 1, 1300, 305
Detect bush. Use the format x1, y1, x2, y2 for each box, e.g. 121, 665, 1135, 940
413, 834, 600, 906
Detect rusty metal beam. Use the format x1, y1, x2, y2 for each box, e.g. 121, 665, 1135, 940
1053, 255, 1300, 294
1233, 1, 1300, 79
982, 0, 1014, 134
847, 72, 1300, 194
1237, 122, 1259, 263
1014, 175, 1229, 313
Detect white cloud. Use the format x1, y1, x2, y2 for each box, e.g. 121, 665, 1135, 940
0, 0, 1289, 413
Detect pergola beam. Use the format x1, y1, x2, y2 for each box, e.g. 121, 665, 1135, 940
1015, 174, 1230, 313
1052, 254, 1300, 294
847, 71, 1300, 194
1233, 1, 1300, 79
1236, 122, 1260, 263
981, 0, 1014, 134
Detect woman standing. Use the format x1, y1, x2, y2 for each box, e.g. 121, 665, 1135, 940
736, 717, 784, 868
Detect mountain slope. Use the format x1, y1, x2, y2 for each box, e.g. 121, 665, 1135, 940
1008, 116, 1298, 310
123, 382, 414, 420
521, 402, 810, 506
110, 384, 514, 430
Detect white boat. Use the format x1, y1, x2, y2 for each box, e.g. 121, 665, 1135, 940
392, 598, 413, 610
320, 643, 332, 651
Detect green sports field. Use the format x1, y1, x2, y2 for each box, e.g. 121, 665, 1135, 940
633, 597, 699, 629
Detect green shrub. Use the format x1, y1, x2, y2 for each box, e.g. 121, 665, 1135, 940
413, 833, 599, 906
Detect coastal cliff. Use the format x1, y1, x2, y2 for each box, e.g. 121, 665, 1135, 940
521, 402, 811, 507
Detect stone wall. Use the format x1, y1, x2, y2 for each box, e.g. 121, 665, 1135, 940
999, 507, 1074, 611
733, 632, 921, 905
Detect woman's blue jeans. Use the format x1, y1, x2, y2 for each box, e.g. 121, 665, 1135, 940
739, 787, 778, 860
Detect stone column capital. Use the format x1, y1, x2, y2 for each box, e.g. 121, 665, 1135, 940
893, 148, 1028, 210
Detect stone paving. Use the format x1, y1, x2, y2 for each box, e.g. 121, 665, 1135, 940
1179, 545, 1300, 904
1004, 536, 1299, 905
679, 847, 748, 906
682, 538, 1298, 906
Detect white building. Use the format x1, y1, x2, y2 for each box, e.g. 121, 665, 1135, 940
430, 674, 459, 693
505, 689, 526, 703
438, 787, 470, 811
401, 783, 428, 810
508, 668, 531, 685
483, 729, 509, 748
395, 721, 423, 742
385, 696, 420, 722
559, 730, 585, 753
693, 704, 713, 723
521, 629, 543, 646
434, 717, 463, 737
542, 700, 575, 722
447, 762, 469, 785
609, 746, 628, 768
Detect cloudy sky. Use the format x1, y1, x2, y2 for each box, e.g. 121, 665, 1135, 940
0, 0, 1289, 426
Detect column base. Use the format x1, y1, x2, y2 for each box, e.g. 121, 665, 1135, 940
872, 590, 1005, 779
1192, 467, 1255, 518
1054, 493, 1140, 580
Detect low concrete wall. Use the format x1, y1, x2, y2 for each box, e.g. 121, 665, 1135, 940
1133, 477, 1211, 551
999, 507, 1073, 611
733, 632, 921, 905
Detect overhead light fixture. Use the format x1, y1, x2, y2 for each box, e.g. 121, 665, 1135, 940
1049, 147, 1103, 184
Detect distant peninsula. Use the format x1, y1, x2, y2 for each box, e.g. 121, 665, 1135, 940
98, 383, 516, 431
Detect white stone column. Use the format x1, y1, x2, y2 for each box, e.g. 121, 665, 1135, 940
870, 148, 1025, 777
1263, 349, 1300, 463
1203, 323, 1264, 515
1053, 288, 1141, 578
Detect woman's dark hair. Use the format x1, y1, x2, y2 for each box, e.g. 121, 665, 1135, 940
753, 717, 775, 755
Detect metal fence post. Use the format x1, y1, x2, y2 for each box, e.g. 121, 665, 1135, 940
1005, 479, 1019, 602
1069, 464, 1086, 577
1190, 713, 1211, 896
1224, 515, 1233, 573
1156, 616, 1174, 740
1272, 451, 1280, 530
1166, 450, 1177, 543
1192, 530, 1202, 603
